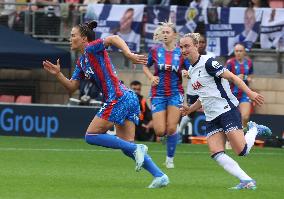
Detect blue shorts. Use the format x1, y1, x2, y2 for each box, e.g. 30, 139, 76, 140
186, 94, 199, 106
150, 94, 183, 113
206, 108, 242, 137
96, 90, 140, 125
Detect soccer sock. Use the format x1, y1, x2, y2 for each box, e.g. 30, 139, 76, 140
85, 133, 136, 153
212, 151, 252, 181
178, 116, 191, 133
167, 132, 178, 158
122, 149, 164, 177
244, 125, 258, 154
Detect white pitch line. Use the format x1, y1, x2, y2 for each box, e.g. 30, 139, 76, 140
0, 147, 283, 156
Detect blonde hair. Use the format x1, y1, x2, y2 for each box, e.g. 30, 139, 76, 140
159, 21, 177, 33
182, 33, 201, 45
153, 26, 163, 41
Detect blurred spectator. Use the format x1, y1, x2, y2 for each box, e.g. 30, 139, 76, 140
79, 79, 103, 105
225, 43, 254, 129
0, 0, 16, 28
130, 80, 155, 142
227, 0, 249, 7
198, 34, 216, 58
249, 0, 269, 8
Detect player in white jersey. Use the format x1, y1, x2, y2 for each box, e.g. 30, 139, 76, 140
178, 34, 216, 136
179, 33, 272, 190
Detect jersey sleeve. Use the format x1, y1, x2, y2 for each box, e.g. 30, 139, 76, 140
205, 58, 226, 77
225, 60, 232, 72
85, 38, 105, 53
71, 59, 85, 80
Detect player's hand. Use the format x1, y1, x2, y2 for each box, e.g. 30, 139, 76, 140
249, 91, 264, 106
182, 69, 190, 79
128, 53, 147, 65
180, 104, 191, 116
43, 59, 61, 76
150, 76, 159, 86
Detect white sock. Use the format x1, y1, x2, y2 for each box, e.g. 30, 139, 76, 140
166, 156, 174, 162
213, 152, 252, 181
245, 126, 258, 154
178, 116, 191, 133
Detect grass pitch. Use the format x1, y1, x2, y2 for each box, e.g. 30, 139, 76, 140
0, 136, 283, 199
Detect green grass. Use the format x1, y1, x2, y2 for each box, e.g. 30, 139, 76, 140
0, 136, 283, 199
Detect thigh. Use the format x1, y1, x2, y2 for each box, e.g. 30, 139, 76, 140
151, 97, 167, 113
86, 116, 114, 133
152, 111, 167, 136
116, 120, 136, 142
239, 102, 251, 118
207, 131, 226, 155
166, 106, 180, 134
226, 129, 246, 155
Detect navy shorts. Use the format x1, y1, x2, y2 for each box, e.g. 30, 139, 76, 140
96, 90, 140, 125
186, 94, 199, 106
206, 108, 242, 137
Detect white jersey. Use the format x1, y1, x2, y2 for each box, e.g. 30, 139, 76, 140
186, 51, 215, 96
188, 55, 239, 121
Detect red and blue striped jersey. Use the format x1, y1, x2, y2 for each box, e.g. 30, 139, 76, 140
71, 39, 127, 102
146, 45, 190, 97
225, 57, 253, 99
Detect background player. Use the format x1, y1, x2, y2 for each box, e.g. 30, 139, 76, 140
143, 22, 190, 169
225, 43, 254, 129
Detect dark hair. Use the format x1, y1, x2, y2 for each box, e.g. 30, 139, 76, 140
234, 42, 246, 49
130, 80, 142, 86
76, 20, 97, 42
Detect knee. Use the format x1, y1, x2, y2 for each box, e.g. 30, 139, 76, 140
166, 125, 177, 135
154, 127, 166, 136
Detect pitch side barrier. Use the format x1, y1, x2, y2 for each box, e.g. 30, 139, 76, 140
0, 103, 283, 139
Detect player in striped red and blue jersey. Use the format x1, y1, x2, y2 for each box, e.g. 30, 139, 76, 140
143, 22, 190, 169
225, 43, 254, 128
43, 21, 169, 188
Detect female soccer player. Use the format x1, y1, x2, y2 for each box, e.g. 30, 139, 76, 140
143, 22, 190, 169
43, 21, 169, 188
225, 43, 254, 129
179, 33, 271, 190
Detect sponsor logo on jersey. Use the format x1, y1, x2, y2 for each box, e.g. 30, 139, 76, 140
212, 61, 221, 69
192, 81, 203, 90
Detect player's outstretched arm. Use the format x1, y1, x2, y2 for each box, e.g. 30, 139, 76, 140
221, 70, 264, 106
180, 99, 202, 116
43, 59, 79, 93
104, 35, 147, 65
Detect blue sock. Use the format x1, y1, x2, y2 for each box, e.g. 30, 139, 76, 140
167, 132, 178, 158
85, 133, 136, 153
122, 149, 164, 177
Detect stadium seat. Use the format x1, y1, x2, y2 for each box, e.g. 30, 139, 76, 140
0, 95, 15, 103
15, 95, 32, 104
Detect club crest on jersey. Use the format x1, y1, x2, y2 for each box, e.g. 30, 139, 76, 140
85, 67, 94, 79
212, 61, 221, 69
174, 54, 180, 61
192, 81, 202, 90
